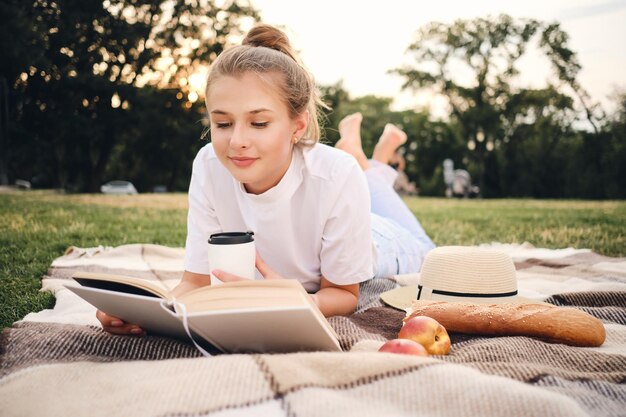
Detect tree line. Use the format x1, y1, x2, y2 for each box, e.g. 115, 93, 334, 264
2, 2, 624, 198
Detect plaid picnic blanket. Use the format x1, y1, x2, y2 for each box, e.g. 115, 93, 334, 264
1, 243, 625, 417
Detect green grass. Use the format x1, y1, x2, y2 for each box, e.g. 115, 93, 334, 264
407, 198, 626, 256
1, 191, 624, 330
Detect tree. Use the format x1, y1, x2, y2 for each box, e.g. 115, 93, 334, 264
0, 0, 49, 185
2, 0, 258, 191
570, 90, 626, 199
393, 14, 602, 196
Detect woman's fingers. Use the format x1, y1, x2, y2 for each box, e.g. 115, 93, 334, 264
213, 254, 286, 282
95, 310, 145, 336
103, 323, 145, 336
255, 252, 283, 280
255, 252, 270, 277
211, 269, 247, 283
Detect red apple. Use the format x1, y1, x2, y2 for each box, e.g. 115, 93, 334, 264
378, 338, 429, 356
398, 315, 451, 355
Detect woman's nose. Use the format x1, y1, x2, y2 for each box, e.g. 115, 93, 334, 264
229, 125, 249, 149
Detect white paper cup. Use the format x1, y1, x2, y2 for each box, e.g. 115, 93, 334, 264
208, 232, 255, 285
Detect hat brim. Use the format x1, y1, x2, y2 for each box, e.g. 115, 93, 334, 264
380, 285, 549, 312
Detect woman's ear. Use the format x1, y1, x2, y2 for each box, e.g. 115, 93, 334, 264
293, 110, 309, 140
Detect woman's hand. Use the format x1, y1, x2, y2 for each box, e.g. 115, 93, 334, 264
170, 271, 211, 297
212, 251, 285, 283
95, 310, 145, 337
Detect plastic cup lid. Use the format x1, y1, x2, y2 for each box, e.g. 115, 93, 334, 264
208, 231, 254, 245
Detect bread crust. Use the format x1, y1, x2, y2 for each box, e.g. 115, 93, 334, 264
406, 300, 606, 347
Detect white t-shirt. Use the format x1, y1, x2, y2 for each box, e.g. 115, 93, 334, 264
184, 142, 374, 292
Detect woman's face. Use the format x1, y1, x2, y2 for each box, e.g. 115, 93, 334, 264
206, 72, 307, 195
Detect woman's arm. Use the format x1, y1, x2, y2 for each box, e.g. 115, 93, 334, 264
311, 276, 359, 317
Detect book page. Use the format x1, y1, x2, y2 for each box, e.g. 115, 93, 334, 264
177, 284, 309, 312
182, 294, 308, 312
72, 271, 172, 299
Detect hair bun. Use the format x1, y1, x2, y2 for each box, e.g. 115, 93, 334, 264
242, 23, 298, 61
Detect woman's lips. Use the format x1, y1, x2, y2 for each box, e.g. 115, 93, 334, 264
230, 157, 258, 168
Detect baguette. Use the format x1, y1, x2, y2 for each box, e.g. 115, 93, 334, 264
406, 300, 606, 347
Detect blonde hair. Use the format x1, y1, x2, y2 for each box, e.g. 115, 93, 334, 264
205, 24, 326, 145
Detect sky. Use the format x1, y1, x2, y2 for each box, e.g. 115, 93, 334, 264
248, 0, 626, 119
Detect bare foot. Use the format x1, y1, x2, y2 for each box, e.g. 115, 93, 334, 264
338, 112, 363, 140
335, 113, 369, 170
372, 123, 407, 164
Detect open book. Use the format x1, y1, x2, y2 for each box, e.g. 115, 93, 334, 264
65, 272, 342, 353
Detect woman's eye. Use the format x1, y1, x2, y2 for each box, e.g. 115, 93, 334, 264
252, 122, 269, 128
215, 122, 231, 129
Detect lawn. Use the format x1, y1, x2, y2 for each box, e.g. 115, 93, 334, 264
1, 190, 624, 330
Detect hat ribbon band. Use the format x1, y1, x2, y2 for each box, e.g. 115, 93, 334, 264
417, 285, 518, 300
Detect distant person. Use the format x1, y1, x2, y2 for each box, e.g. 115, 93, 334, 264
443, 159, 479, 198
388, 150, 418, 196
96, 24, 434, 336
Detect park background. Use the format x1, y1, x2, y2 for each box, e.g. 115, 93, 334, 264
0, 1, 625, 328
1, 0, 625, 198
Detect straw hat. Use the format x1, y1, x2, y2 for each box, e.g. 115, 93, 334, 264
417, 246, 525, 303
381, 246, 538, 310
